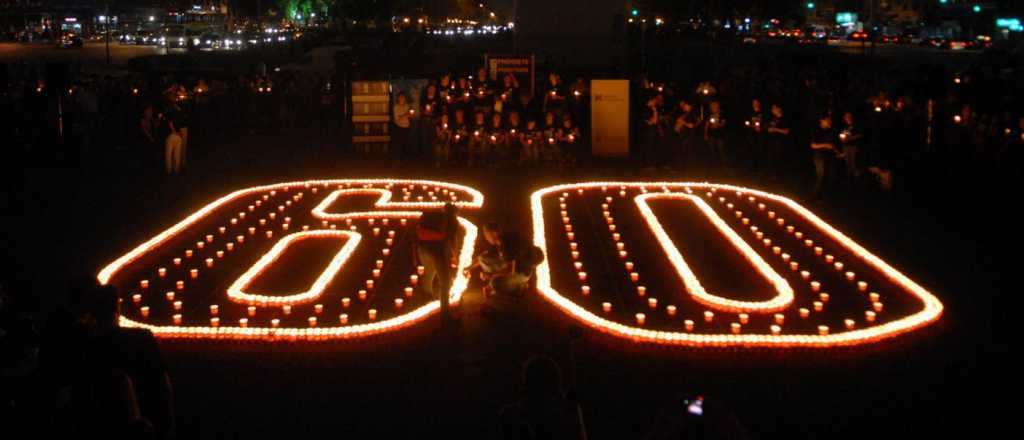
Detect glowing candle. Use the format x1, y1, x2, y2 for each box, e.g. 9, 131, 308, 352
616, 242, 625, 251
789, 262, 799, 271
131, 294, 142, 304
140, 306, 150, 318
366, 280, 375, 289
173, 314, 182, 325
581, 286, 591, 295
794, 232, 803, 239
825, 254, 834, 263
173, 258, 182, 266
358, 289, 368, 301
339, 314, 349, 325
410, 275, 419, 286
612, 233, 621, 241
206, 258, 214, 268
373, 228, 380, 236
865, 311, 877, 322
869, 292, 880, 302
872, 302, 884, 312
704, 311, 714, 322
236, 235, 244, 243
857, 281, 868, 292
248, 227, 256, 235
247, 306, 256, 317
814, 247, 823, 256
577, 272, 587, 282
772, 247, 781, 255
271, 318, 280, 328
567, 232, 575, 240
210, 317, 220, 328
382, 248, 391, 257
571, 251, 580, 260
314, 304, 323, 314
845, 271, 856, 281
739, 313, 749, 324
165, 291, 175, 301
573, 262, 583, 271
844, 319, 856, 330
266, 231, 273, 238
197, 242, 205, 250
770, 325, 781, 335
282, 305, 292, 315
239, 318, 248, 328
209, 304, 219, 316
216, 250, 224, 259
175, 280, 185, 290
368, 309, 378, 320
799, 308, 810, 318
308, 317, 317, 327
602, 302, 612, 313
635, 313, 646, 326
819, 293, 830, 303
818, 325, 829, 336
630, 272, 640, 282
158, 268, 167, 277
667, 305, 677, 316
684, 320, 695, 331
801, 271, 811, 280
813, 301, 824, 312
372, 269, 381, 278
570, 243, 578, 251
774, 313, 785, 325
395, 298, 404, 309
219, 227, 226, 234
731, 323, 741, 334
404, 287, 414, 297
636, 285, 647, 297
625, 261, 634, 271
782, 253, 791, 262
810, 281, 820, 292
648, 298, 658, 309
834, 262, 844, 271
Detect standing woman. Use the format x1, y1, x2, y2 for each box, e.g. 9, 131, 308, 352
164, 116, 184, 175
704, 100, 728, 174
838, 111, 864, 186
434, 114, 453, 168
392, 92, 413, 156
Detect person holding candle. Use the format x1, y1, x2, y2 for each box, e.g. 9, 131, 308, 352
556, 115, 581, 169
810, 115, 840, 201
433, 114, 453, 168
744, 98, 766, 176
704, 100, 729, 174
838, 111, 864, 186
392, 92, 413, 156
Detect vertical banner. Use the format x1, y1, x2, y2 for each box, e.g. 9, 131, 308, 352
590, 79, 630, 157
484, 54, 535, 96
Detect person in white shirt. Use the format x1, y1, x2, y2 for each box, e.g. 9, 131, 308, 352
164, 119, 184, 175
392, 92, 413, 155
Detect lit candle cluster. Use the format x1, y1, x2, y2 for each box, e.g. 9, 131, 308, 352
98, 179, 483, 341
530, 182, 943, 348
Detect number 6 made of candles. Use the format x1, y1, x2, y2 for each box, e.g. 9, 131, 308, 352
97, 179, 483, 340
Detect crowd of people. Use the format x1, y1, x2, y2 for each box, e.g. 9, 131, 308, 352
389, 67, 590, 170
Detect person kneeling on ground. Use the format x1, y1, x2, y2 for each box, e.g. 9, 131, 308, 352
465, 223, 544, 297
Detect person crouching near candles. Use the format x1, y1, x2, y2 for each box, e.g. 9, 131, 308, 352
413, 203, 460, 325
434, 114, 453, 168
810, 115, 840, 201
164, 116, 184, 175
465, 223, 545, 299
57, 282, 175, 439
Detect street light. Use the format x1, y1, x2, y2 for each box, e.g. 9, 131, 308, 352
973, 5, 981, 13
806, 2, 815, 9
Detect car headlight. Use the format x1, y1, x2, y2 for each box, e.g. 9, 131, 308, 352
193, 38, 200, 45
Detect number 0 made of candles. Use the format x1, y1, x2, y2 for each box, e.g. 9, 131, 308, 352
530, 182, 943, 348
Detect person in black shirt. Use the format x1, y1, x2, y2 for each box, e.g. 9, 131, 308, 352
704, 100, 728, 173
810, 115, 840, 200
543, 73, 566, 116
60, 283, 174, 439
838, 111, 864, 184
673, 100, 701, 175
764, 104, 792, 179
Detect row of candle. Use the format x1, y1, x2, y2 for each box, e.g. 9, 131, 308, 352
530, 182, 938, 347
